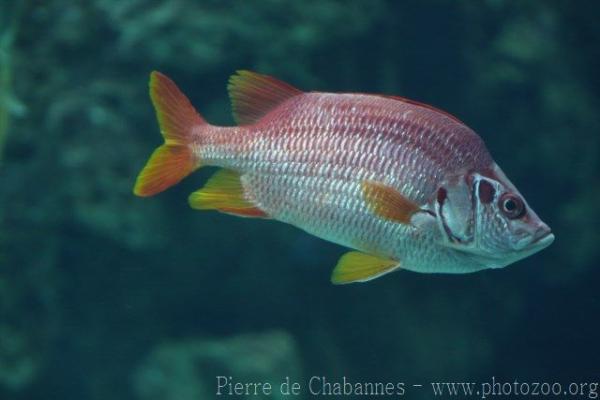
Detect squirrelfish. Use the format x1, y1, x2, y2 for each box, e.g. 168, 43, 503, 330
134, 71, 554, 283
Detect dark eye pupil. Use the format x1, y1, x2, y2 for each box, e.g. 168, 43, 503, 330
504, 199, 516, 211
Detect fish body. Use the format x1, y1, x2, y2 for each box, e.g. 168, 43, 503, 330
134, 71, 554, 283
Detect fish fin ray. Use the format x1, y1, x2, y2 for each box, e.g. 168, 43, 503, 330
331, 251, 399, 284
362, 181, 421, 224
188, 169, 269, 218
134, 71, 204, 197
134, 145, 195, 197
228, 70, 303, 125
377, 94, 465, 125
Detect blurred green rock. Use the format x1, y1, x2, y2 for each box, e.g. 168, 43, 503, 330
133, 331, 302, 400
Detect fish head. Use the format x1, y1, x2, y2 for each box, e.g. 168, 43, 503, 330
435, 164, 554, 269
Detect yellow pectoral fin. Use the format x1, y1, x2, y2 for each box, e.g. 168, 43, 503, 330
188, 169, 268, 218
331, 251, 400, 284
362, 180, 421, 224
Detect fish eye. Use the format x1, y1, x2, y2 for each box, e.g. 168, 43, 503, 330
499, 193, 526, 219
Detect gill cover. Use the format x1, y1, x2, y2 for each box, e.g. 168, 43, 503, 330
435, 175, 474, 245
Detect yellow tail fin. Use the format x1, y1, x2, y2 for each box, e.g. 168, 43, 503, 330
134, 71, 205, 197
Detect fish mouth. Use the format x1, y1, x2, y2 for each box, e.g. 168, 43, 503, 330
515, 226, 554, 252
514, 224, 554, 254
531, 231, 555, 248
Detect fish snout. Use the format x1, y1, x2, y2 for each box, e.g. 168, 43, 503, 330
514, 222, 554, 251
531, 223, 554, 248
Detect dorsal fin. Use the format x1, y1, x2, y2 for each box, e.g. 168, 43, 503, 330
227, 70, 302, 125
378, 94, 465, 125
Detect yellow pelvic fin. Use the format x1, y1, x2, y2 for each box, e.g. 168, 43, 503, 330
188, 169, 268, 218
331, 251, 399, 284
362, 180, 421, 224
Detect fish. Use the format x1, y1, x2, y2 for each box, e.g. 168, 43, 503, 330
134, 70, 554, 284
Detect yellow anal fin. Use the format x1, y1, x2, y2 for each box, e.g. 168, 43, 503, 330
362, 180, 421, 224
331, 251, 399, 284
188, 169, 268, 218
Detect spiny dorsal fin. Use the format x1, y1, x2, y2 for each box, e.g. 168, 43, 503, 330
331, 251, 399, 284
188, 169, 268, 218
362, 180, 421, 225
379, 94, 465, 125
228, 70, 302, 125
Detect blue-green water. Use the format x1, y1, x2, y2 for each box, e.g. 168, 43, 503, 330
1, 1, 599, 399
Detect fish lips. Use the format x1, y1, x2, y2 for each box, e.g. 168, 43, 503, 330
482, 228, 554, 270
514, 224, 555, 253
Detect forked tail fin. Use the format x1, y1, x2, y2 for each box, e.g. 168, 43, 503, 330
133, 71, 205, 197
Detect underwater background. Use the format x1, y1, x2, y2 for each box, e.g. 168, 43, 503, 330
1, 1, 599, 399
